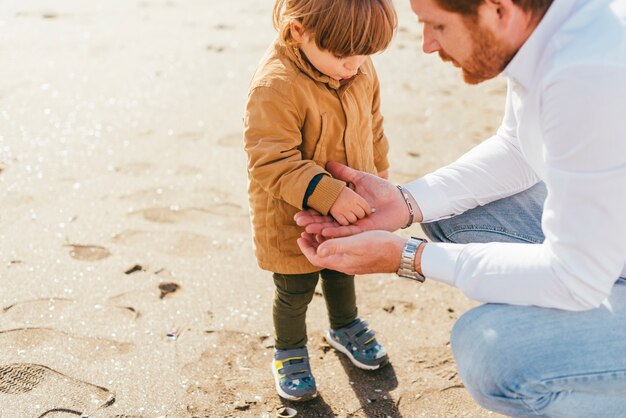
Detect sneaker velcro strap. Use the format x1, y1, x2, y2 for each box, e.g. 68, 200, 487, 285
280, 363, 309, 377
344, 319, 369, 338
355, 329, 376, 347
274, 347, 309, 361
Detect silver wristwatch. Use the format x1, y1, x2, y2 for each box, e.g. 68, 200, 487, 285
396, 236, 427, 282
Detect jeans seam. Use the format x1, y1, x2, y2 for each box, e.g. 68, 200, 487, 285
445, 224, 543, 244
540, 368, 626, 387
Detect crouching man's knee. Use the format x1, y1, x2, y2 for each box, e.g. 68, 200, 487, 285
451, 304, 555, 417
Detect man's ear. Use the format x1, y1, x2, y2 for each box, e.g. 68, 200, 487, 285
290, 20, 306, 42
480, 0, 525, 35
481, 0, 515, 29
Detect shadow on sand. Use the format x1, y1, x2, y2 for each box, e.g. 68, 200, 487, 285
279, 354, 401, 417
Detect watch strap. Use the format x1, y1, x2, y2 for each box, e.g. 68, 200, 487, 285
396, 236, 427, 282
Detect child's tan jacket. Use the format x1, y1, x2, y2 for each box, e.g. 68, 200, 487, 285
244, 40, 389, 274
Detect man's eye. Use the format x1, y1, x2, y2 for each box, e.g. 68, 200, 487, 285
434, 25, 445, 31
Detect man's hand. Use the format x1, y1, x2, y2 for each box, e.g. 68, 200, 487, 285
329, 186, 372, 226
295, 162, 422, 237
297, 230, 406, 275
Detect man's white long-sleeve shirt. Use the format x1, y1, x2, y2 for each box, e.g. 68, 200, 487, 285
405, 0, 626, 311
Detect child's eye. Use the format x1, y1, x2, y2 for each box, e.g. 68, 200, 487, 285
333, 54, 345, 59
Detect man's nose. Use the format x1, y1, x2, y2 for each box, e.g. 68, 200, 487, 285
422, 27, 440, 54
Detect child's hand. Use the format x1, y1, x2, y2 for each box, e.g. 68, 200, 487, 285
329, 187, 372, 226
377, 169, 389, 179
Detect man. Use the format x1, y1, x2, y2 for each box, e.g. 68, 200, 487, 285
295, 0, 626, 415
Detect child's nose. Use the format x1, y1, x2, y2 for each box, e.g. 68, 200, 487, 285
344, 56, 366, 71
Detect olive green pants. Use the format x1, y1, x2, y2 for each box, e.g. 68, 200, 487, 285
273, 269, 357, 350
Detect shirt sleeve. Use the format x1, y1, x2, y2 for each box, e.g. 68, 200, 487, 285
404, 81, 540, 222
421, 67, 626, 311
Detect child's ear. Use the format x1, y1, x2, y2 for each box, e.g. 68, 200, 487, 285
289, 20, 306, 42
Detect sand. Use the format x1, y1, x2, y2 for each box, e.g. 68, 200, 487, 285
0, 0, 506, 416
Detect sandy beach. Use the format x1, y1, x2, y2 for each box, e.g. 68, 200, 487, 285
1, 0, 506, 416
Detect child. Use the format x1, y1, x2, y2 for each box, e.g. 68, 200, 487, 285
244, 0, 397, 401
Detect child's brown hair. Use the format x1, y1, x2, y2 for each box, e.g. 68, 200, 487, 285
273, 0, 397, 57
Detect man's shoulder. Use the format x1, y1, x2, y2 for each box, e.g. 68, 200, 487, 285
547, 0, 626, 74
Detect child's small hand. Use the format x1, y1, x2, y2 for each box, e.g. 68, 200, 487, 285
377, 169, 389, 179
330, 187, 372, 226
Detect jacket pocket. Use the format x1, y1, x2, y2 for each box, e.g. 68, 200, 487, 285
312, 113, 329, 165
275, 199, 304, 254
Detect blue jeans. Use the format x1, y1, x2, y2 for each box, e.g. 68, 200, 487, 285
422, 183, 626, 417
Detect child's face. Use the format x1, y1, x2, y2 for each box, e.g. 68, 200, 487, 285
293, 26, 367, 82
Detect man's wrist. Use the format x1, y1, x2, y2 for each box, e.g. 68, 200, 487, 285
396, 237, 427, 282
407, 192, 423, 223
396, 185, 414, 228
397, 185, 423, 225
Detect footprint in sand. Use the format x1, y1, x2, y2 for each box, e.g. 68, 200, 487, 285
182, 330, 270, 415
0, 328, 134, 362
217, 132, 242, 148
119, 187, 176, 203
205, 202, 247, 218
1, 298, 140, 324
195, 186, 231, 201
131, 204, 246, 222
114, 162, 153, 176
413, 347, 461, 385
3, 191, 35, 208
129, 207, 213, 224
194, 187, 248, 216
65, 244, 111, 261
0, 363, 114, 416
175, 165, 202, 176
2, 298, 74, 320
176, 131, 204, 141
112, 229, 218, 257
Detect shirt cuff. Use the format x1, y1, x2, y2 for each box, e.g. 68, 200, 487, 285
403, 175, 455, 222
422, 242, 464, 287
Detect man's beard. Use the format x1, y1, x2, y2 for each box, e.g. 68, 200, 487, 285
441, 18, 515, 85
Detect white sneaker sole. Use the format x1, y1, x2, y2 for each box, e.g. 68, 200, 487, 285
271, 362, 317, 401
324, 330, 386, 371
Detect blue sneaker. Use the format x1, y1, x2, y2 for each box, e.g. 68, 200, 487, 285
272, 347, 317, 401
325, 318, 388, 370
